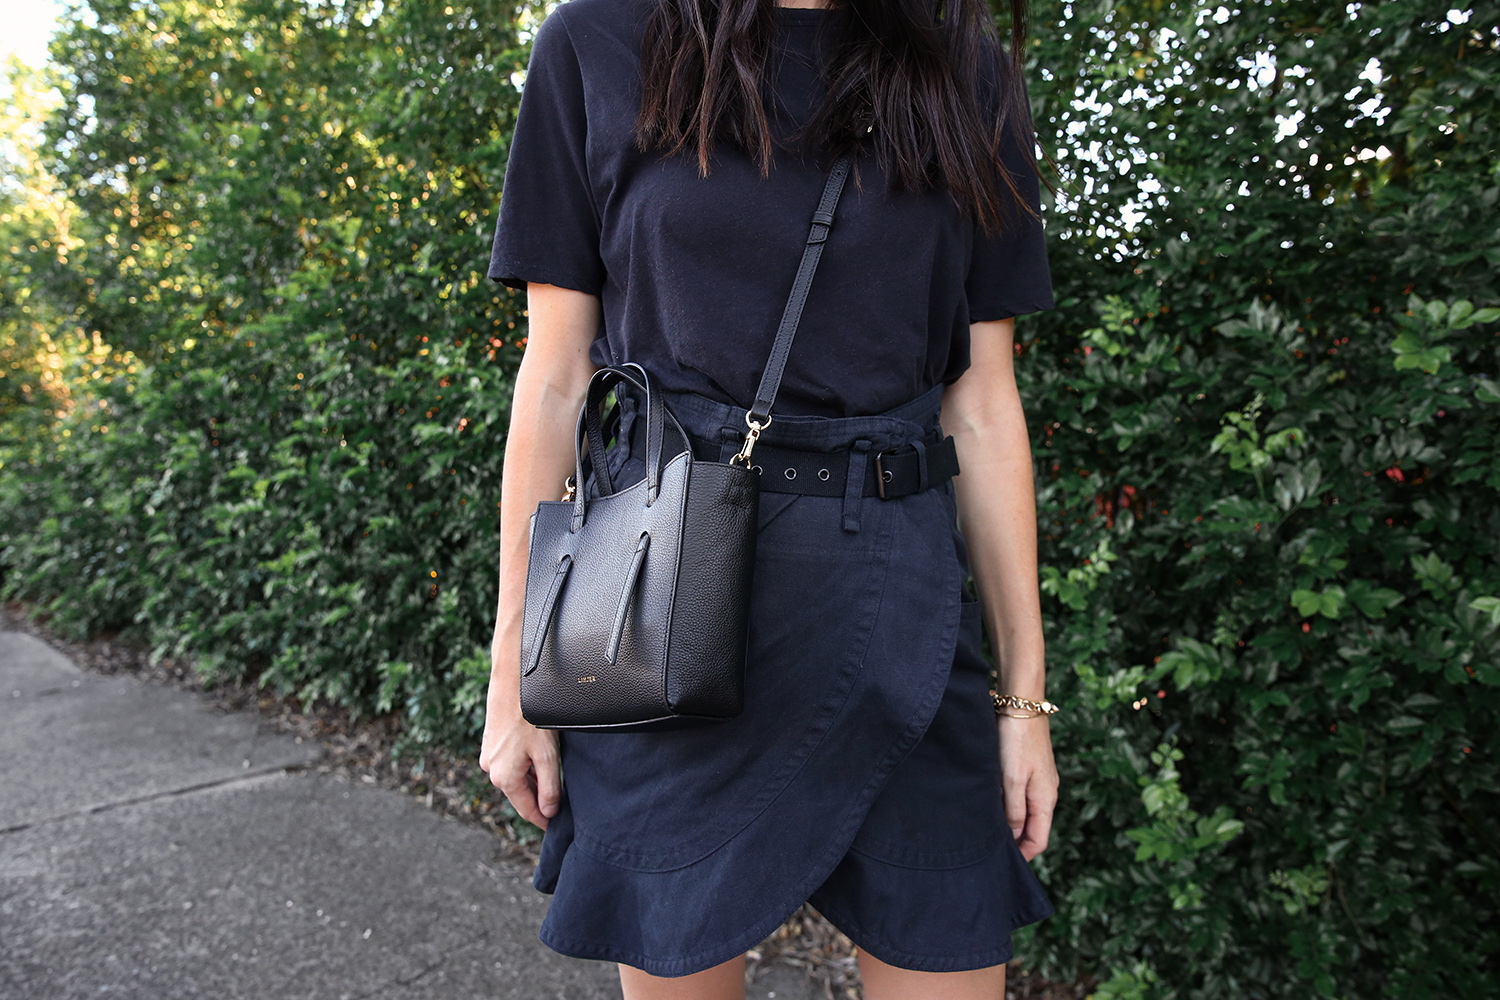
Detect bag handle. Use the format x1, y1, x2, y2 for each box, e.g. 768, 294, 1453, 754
733, 153, 854, 467
583, 363, 664, 499
571, 362, 691, 528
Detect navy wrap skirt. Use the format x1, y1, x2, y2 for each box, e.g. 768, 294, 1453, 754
530, 382, 1053, 976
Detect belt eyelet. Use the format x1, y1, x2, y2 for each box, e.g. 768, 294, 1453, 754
817, 468, 830, 481
784, 468, 797, 480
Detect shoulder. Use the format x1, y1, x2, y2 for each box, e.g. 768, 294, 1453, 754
541, 0, 653, 55
521, 1, 652, 148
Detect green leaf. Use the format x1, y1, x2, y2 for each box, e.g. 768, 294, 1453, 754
1291, 589, 1322, 616
1292, 586, 1345, 619
1471, 597, 1500, 628
1392, 331, 1425, 354
1345, 580, 1405, 619
319, 605, 352, 628
1318, 587, 1345, 619
1393, 347, 1451, 374
1386, 715, 1426, 735
1453, 306, 1500, 328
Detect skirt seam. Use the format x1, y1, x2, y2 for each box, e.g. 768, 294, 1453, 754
846, 831, 1006, 871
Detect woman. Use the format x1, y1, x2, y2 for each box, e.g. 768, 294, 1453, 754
479, 0, 1059, 996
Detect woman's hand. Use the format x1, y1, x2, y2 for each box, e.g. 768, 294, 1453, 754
479, 281, 600, 832
480, 696, 561, 830
998, 715, 1059, 861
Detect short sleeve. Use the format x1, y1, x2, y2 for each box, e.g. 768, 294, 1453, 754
487, 10, 606, 294
964, 50, 1054, 323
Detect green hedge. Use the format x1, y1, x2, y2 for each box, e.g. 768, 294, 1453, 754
1023, 290, 1500, 997
1021, 3, 1499, 995
3, 1, 1498, 997
2, 0, 537, 746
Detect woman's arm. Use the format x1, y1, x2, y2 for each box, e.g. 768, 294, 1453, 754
942, 317, 1058, 861
479, 283, 601, 830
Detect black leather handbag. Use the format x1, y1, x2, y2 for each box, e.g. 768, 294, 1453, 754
518, 154, 854, 731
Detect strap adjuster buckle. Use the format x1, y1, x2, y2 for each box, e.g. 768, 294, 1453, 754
807, 210, 836, 246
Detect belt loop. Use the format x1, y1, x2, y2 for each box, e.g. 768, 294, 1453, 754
843, 440, 870, 533
911, 437, 929, 493
718, 427, 742, 465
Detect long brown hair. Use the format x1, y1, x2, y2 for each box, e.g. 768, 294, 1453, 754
634, 0, 1036, 232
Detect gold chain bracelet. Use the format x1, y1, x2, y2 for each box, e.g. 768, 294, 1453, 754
991, 691, 1059, 719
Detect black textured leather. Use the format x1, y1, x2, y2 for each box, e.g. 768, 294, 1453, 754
522, 447, 692, 729
520, 156, 855, 731
747, 155, 853, 424
581, 366, 672, 502
605, 531, 651, 665
664, 461, 757, 717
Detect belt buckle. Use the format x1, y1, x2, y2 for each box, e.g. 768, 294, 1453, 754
873, 449, 895, 499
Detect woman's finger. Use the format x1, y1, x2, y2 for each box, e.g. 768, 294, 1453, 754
533, 740, 562, 819
485, 762, 505, 790
1017, 778, 1055, 860
1002, 768, 1029, 842
500, 762, 550, 831
1014, 803, 1050, 863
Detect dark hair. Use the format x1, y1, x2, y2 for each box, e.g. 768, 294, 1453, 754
635, 0, 1036, 232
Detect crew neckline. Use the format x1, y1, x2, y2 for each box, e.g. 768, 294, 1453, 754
775, 6, 831, 24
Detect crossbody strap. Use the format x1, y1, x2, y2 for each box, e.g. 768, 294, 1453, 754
732, 153, 854, 466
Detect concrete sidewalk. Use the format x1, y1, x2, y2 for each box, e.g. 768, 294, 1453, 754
0, 632, 814, 1000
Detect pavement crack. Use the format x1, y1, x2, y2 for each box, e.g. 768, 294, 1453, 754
0, 765, 308, 835
346, 932, 493, 1000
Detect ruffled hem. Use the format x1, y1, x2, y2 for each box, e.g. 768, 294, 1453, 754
807, 837, 1055, 973
533, 794, 1055, 977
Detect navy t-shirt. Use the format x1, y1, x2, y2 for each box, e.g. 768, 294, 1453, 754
487, 0, 1053, 418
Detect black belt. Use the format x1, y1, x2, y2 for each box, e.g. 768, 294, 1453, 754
606, 403, 960, 501
746, 433, 960, 499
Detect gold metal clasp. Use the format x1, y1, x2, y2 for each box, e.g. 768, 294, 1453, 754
562, 475, 577, 502
730, 412, 772, 468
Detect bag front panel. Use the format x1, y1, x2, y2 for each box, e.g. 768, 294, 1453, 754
520, 453, 692, 728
